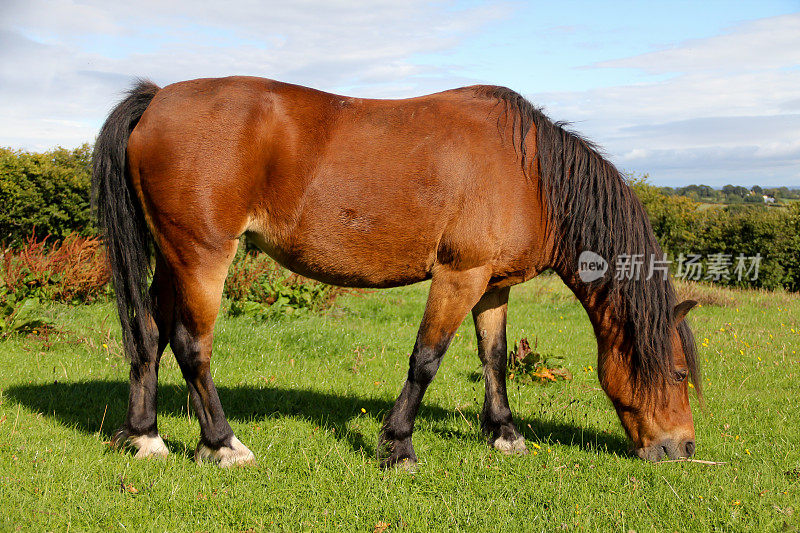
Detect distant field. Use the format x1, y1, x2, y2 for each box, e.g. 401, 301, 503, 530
0, 276, 798, 531
695, 201, 793, 211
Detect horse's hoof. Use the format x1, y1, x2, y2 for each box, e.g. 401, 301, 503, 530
377, 434, 418, 471
492, 435, 529, 455
379, 455, 418, 473
195, 435, 255, 467
111, 428, 169, 458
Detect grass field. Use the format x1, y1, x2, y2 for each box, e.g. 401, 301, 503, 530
0, 275, 798, 531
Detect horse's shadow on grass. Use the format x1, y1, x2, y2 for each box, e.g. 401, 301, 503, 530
5, 380, 628, 460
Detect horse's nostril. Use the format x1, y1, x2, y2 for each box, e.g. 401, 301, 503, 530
684, 440, 696, 457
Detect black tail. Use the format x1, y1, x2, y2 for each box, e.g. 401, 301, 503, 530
92, 79, 160, 366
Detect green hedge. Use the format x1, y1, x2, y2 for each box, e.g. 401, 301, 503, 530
632, 179, 800, 292
0, 145, 93, 246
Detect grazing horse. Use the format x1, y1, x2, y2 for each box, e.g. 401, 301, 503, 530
92, 77, 700, 468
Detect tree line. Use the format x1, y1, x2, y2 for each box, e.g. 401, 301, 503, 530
656, 183, 799, 205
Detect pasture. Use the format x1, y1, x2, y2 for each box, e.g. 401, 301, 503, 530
0, 275, 798, 531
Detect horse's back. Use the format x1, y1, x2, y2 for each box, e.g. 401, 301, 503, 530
127, 77, 542, 288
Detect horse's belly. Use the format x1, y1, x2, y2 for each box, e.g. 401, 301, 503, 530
246, 220, 437, 289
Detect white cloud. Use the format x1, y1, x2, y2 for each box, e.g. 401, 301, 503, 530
531, 13, 800, 185
595, 13, 800, 74
0, 0, 508, 149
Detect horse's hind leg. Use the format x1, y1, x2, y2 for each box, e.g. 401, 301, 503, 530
379, 265, 490, 469
472, 287, 528, 455
111, 253, 174, 458
166, 239, 255, 467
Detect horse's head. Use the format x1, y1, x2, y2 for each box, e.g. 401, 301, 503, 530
599, 299, 699, 461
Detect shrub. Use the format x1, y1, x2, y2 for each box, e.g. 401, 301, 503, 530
0, 232, 111, 305
780, 203, 800, 292
0, 145, 94, 246
224, 243, 344, 316
693, 206, 795, 290
0, 296, 53, 337
629, 177, 698, 254
507, 337, 572, 384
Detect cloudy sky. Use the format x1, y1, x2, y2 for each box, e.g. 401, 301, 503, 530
2, 0, 799, 186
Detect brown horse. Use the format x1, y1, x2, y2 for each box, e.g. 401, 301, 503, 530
92, 76, 700, 468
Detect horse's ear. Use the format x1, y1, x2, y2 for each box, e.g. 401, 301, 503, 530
674, 299, 698, 324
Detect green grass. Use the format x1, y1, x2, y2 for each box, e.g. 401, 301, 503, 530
1, 276, 798, 531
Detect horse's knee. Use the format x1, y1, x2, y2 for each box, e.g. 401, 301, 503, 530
409, 350, 443, 385
170, 321, 211, 370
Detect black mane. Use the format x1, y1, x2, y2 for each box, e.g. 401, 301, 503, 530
480, 85, 700, 399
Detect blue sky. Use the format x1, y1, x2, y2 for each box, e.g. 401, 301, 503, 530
2, 0, 799, 186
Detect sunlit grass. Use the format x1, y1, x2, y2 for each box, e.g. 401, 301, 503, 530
0, 275, 798, 530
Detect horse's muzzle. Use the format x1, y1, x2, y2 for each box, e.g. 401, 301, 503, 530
635, 438, 696, 462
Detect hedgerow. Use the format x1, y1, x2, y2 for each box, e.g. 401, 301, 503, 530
632, 179, 800, 291
0, 145, 93, 245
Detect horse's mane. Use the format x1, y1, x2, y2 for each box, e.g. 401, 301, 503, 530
477, 85, 700, 400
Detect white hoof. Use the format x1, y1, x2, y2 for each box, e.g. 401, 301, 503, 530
112, 429, 169, 458
492, 435, 529, 455
195, 435, 255, 467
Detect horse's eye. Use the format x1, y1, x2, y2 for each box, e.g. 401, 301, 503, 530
674, 369, 688, 382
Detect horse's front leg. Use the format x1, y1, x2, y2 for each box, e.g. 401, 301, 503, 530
378, 265, 490, 470
472, 287, 528, 454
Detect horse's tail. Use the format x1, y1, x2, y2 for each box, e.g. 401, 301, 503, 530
91, 79, 161, 366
